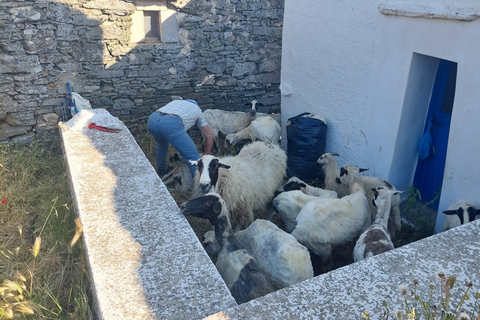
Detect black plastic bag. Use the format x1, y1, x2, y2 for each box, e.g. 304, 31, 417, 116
286, 112, 327, 186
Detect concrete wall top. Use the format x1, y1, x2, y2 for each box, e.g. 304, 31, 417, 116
207, 218, 480, 319
59, 109, 236, 319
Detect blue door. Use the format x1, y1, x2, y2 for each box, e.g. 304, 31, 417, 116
413, 59, 456, 209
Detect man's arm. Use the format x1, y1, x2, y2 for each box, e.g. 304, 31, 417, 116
199, 125, 214, 155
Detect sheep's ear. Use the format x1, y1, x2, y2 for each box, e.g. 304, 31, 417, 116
331, 152, 340, 157
393, 190, 405, 196
219, 162, 231, 169
359, 168, 369, 173
213, 200, 222, 214
443, 210, 458, 215
189, 160, 198, 166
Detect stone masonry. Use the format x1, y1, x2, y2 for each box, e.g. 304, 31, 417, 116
0, 0, 284, 144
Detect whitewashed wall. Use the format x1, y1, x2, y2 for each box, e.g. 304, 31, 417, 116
281, 0, 480, 232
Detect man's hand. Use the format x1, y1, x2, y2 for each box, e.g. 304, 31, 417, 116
200, 125, 214, 155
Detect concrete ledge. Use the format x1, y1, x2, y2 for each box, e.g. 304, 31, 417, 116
59, 109, 236, 319
60, 109, 480, 319
207, 219, 480, 319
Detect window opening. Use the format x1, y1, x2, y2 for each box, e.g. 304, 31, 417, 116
131, 1, 179, 44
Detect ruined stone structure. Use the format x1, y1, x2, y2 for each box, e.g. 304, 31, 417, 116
0, 0, 284, 144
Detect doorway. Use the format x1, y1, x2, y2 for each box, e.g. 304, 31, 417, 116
413, 59, 457, 210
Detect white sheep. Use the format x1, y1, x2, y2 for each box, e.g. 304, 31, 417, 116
276, 176, 338, 198
235, 219, 314, 290
272, 177, 337, 233
202, 100, 281, 155
353, 186, 403, 262
224, 115, 281, 148
291, 165, 371, 272
190, 141, 287, 232
272, 190, 326, 233
358, 175, 402, 238
180, 193, 274, 304
317, 152, 402, 238
316, 152, 349, 197
442, 200, 480, 231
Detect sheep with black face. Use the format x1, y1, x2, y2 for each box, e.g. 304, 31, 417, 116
442, 200, 480, 231
180, 193, 274, 305
190, 141, 287, 232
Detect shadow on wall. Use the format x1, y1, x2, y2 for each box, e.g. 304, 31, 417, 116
1, 0, 284, 144
0, 0, 108, 144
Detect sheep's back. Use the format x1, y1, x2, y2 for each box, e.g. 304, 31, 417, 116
293, 193, 370, 246
236, 219, 313, 290
353, 223, 393, 262
273, 190, 319, 233
215, 142, 287, 228
203, 109, 252, 135
233, 142, 287, 205
250, 116, 281, 144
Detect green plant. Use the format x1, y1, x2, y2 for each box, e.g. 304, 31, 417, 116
394, 184, 440, 244
375, 272, 480, 320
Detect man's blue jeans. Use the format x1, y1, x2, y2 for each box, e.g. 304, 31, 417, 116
147, 112, 200, 177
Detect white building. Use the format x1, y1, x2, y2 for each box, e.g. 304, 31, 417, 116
280, 0, 480, 233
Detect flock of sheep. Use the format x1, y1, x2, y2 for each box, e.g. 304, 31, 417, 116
165, 100, 480, 305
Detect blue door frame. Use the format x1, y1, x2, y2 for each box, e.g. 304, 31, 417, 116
413, 59, 456, 209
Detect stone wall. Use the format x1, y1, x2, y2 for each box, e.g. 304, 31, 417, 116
0, 0, 284, 144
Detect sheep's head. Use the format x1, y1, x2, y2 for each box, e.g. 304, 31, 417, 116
279, 177, 307, 194
443, 202, 480, 225
190, 155, 230, 193
371, 186, 404, 208
317, 152, 340, 166
181, 193, 224, 223
337, 165, 368, 185
180, 193, 231, 242
245, 99, 264, 117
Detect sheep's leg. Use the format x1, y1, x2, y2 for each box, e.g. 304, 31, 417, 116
311, 244, 333, 274
322, 245, 334, 274
268, 210, 277, 221
215, 138, 224, 156
161, 168, 180, 184
225, 126, 253, 148
388, 205, 402, 238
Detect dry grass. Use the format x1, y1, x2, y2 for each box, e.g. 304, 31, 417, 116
0, 136, 91, 319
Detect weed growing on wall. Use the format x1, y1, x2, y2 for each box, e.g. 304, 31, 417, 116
361, 272, 480, 320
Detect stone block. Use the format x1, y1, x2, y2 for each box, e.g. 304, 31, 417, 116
0, 121, 32, 138
113, 98, 135, 110
10, 6, 42, 23
35, 112, 58, 132
232, 62, 257, 77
